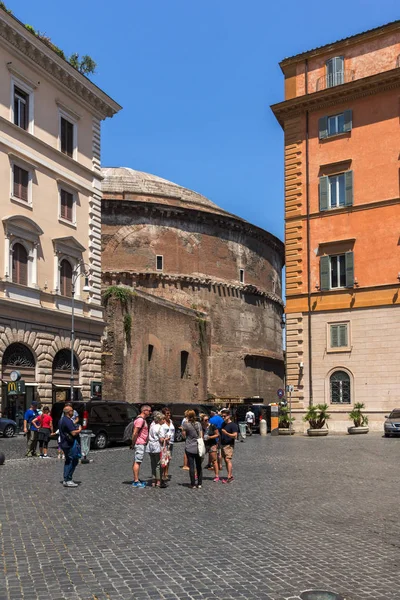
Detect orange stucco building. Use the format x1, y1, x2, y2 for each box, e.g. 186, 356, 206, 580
272, 20, 400, 431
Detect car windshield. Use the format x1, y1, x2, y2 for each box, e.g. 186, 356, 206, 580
389, 410, 400, 419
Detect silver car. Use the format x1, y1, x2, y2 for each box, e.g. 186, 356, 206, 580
384, 409, 400, 437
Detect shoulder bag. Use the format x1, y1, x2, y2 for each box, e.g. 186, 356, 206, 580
192, 422, 206, 458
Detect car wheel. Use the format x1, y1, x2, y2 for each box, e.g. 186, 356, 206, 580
174, 429, 183, 443
384, 433, 390, 438
3, 425, 15, 438
93, 432, 108, 450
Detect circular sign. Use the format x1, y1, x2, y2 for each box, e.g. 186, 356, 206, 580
277, 388, 284, 399
10, 370, 21, 382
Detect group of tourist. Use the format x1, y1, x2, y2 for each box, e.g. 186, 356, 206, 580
131, 405, 239, 489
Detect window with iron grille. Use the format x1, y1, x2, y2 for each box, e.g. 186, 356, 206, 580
59, 259, 73, 297
12, 243, 28, 286
60, 189, 74, 222
13, 165, 29, 202
330, 370, 351, 404
60, 117, 74, 157
14, 87, 29, 130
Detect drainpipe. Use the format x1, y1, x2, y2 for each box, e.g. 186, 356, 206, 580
305, 58, 313, 407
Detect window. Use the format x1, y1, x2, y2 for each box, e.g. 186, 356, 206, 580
12, 243, 28, 286
13, 165, 29, 202
330, 371, 351, 404
319, 110, 352, 139
59, 259, 73, 297
13, 86, 29, 130
156, 255, 163, 271
60, 116, 75, 157
60, 189, 74, 222
239, 269, 244, 284
319, 171, 353, 211
329, 323, 349, 349
148, 344, 154, 361
326, 56, 344, 88
180, 351, 189, 378
320, 252, 354, 291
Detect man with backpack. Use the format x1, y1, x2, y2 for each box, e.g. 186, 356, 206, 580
131, 405, 151, 488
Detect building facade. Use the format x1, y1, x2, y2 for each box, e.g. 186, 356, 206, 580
101, 168, 284, 405
0, 9, 121, 425
272, 21, 400, 430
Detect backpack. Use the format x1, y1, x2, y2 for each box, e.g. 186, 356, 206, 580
123, 417, 146, 444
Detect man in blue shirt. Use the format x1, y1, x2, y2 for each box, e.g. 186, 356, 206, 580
23, 401, 39, 457
59, 405, 82, 487
208, 410, 225, 469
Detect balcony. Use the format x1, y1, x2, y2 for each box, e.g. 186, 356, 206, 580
316, 70, 356, 92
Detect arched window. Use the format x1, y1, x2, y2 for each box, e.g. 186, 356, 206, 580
12, 243, 28, 286
60, 259, 73, 297
2, 343, 35, 368
330, 370, 351, 404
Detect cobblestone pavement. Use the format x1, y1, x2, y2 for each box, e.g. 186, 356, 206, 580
0, 433, 399, 600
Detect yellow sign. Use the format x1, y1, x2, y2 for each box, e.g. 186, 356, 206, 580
7, 380, 25, 395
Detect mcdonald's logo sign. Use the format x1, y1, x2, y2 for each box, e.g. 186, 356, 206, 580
7, 380, 26, 395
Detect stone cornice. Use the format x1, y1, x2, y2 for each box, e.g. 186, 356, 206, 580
102, 200, 285, 261
0, 11, 121, 120
271, 67, 400, 127
103, 270, 285, 308
286, 196, 400, 223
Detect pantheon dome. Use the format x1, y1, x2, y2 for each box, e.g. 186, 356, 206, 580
101, 167, 284, 405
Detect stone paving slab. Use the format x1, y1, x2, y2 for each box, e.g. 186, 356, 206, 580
0, 434, 399, 599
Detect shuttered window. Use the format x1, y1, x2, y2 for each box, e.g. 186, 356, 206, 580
13, 166, 29, 201
60, 259, 73, 297
330, 324, 348, 348
320, 251, 354, 290
12, 243, 28, 286
60, 189, 74, 222
14, 87, 29, 130
326, 56, 344, 88
319, 110, 352, 139
60, 117, 74, 157
319, 171, 353, 211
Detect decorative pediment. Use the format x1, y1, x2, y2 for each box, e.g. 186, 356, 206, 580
3, 215, 43, 242
52, 236, 86, 258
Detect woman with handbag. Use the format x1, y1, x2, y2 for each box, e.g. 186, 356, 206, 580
182, 410, 204, 489
146, 411, 168, 488
31, 406, 53, 458
160, 407, 174, 481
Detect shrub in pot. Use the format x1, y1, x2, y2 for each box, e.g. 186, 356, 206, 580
278, 405, 295, 435
303, 403, 330, 436
348, 402, 369, 434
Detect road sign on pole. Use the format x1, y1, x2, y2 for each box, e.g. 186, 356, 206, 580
277, 388, 284, 399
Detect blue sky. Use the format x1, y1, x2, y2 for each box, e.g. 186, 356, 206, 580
8, 0, 400, 241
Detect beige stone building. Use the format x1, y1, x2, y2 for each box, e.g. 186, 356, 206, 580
0, 9, 121, 425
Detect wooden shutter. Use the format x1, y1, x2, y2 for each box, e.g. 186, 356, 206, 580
319, 116, 328, 140
61, 118, 74, 157
343, 110, 352, 132
61, 190, 73, 221
320, 255, 330, 291
330, 325, 339, 347
319, 176, 329, 211
338, 324, 348, 347
345, 251, 354, 288
12, 243, 28, 286
14, 166, 29, 201
60, 260, 72, 297
345, 170, 353, 206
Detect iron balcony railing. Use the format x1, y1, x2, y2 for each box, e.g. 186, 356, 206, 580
316, 70, 356, 92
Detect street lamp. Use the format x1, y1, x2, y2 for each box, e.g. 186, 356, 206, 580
70, 262, 91, 403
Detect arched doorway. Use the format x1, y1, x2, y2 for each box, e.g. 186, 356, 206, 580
52, 349, 81, 403
1, 343, 36, 428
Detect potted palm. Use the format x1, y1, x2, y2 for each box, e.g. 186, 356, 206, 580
348, 402, 369, 434
278, 405, 295, 435
303, 403, 330, 436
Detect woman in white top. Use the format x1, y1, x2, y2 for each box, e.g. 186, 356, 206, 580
146, 411, 168, 488
160, 407, 175, 480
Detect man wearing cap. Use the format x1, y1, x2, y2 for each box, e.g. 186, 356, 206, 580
220, 410, 238, 483
23, 401, 40, 457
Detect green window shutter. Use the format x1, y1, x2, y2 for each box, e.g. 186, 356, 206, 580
345, 170, 353, 206
343, 109, 352, 132
320, 255, 330, 291
319, 176, 329, 211
319, 116, 328, 139
330, 325, 339, 347
338, 324, 348, 347
345, 251, 354, 288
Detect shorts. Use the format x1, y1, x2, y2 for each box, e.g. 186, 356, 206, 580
207, 444, 218, 454
221, 445, 234, 460
134, 444, 145, 463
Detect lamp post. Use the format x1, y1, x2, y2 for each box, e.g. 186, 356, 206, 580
70, 263, 90, 403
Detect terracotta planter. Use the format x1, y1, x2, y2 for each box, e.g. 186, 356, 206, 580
307, 427, 329, 437
278, 428, 295, 435
348, 426, 369, 435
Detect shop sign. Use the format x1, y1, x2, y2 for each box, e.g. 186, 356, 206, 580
7, 380, 25, 396
91, 381, 102, 399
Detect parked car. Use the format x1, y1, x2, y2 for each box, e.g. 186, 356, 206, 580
234, 402, 268, 433
0, 417, 17, 438
51, 401, 138, 449
384, 408, 400, 437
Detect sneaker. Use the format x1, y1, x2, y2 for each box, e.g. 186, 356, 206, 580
197, 485, 202, 489
132, 481, 146, 488
63, 481, 78, 487
222, 477, 234, 484
213, 477, 220, 482
43, 455, 50, 459
39, 454, 44, 458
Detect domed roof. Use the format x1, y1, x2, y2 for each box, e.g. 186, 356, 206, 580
101, 167, 234, 217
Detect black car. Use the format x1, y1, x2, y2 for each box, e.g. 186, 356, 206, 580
0, 417, 17, 438
51, 401, 138, 449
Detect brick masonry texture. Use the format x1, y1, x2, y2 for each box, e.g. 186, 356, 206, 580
1, 434, 399, 600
